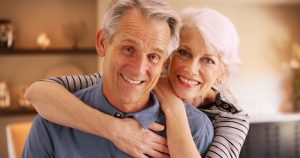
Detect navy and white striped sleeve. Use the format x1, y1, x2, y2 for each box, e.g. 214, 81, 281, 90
41, 72, 102, 93
203, 106, 250, 158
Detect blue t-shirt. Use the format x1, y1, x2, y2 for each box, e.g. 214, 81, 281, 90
22, 80, 213, 158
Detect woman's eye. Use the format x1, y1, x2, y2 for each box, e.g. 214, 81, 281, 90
148, 54, 160, 64
177, 49, 190, 58
122, 47, 134, 55
202, 57, 215, 65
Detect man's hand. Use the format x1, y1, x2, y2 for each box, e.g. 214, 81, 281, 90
110, 118, 169, 158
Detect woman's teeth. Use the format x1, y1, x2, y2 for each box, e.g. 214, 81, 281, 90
179, 76, 199, 86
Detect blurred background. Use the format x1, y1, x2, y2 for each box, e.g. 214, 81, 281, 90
1, 0, 300, 157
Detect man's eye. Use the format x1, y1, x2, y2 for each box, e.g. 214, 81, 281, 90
148, 54, 160, 64
122, 47, 134, 55
202, 57, 215, 65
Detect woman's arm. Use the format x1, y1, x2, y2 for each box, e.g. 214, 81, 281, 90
154, 77, 201, 158
200, 91, 250, 158
25, 81, 115, 138
42, 73, 102, 93
25, 74, 169, 158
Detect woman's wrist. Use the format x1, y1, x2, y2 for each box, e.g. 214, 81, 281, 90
162, 100, 185, 116
93, 114, 121, 141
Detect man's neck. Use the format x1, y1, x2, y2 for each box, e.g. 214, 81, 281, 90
113, 98, 152, 114
102, 89, 152, 114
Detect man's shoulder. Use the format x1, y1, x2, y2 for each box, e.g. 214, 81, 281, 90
74, 82, 102, 104
184, 104, 213, 131
184, 103, 214, 155
184, 104, 209, 121
32, 114, 66, 131
72, 80, 105, 110
74, 83, 99, 95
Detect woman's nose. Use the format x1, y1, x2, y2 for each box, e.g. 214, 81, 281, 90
187, 61, 200, 75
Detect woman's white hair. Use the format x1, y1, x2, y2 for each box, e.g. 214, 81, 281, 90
180, 7, 241, 90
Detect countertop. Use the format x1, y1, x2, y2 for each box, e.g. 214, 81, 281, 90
250, 113, 300, 123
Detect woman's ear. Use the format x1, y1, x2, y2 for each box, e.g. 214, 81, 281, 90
96, 29, 108, 57
163, 52, 175, 69
216, 63, 227, 83
163, 57, 170, 68
162, 57, 171, 75
216, 71, 227, 85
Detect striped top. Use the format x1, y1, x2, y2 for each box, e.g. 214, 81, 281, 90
43, 73, 250, 158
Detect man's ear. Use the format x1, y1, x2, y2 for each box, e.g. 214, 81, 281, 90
96, 29, 108, 57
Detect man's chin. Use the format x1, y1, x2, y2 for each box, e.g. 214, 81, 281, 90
117, 95, 141, 105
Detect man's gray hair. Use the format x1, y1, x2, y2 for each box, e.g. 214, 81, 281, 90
102, 0, 180, 56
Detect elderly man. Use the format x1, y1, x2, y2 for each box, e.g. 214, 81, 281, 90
22, 0, 213, 157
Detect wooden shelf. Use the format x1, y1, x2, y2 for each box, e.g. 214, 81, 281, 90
0, 107, 36, 116
0, 48, 97, 55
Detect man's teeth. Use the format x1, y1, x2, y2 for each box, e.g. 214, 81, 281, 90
123, 75, 142, 84
179, 76, 199, 85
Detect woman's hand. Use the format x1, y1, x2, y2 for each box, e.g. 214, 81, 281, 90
184, 97, 203, 107
154, 77, 201, 158
154, 76, 184, 114
110, 118, 169, 158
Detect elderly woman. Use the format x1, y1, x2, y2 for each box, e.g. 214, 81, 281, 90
25, 7, 249, 158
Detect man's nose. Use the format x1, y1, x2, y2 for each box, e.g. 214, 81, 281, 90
132, 55, 148, 75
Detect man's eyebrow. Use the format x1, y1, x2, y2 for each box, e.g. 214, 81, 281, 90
153, 48, 165, 55
121, 38, 138, 44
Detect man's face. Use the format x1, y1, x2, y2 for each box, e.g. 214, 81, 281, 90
99, 8, 171, 113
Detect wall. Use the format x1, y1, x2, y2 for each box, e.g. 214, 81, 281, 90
0, 0, 98, 158
94, 0, 300, 115
0, 0, 99, 104
0, 0, 298, 157
0, 0, 99, 108
96, 0, 110, 72
165, 0, 300, 115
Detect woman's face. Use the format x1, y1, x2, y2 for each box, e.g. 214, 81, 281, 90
168, 25, 224, 100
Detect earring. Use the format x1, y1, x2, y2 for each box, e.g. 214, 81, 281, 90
217, 78, 223, 84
